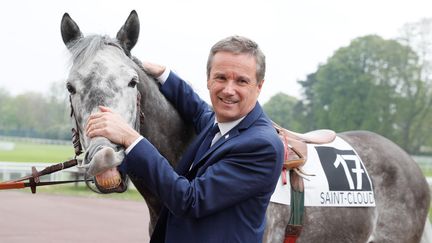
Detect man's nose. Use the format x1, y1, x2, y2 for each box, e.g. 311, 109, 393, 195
222, 80, 236, 95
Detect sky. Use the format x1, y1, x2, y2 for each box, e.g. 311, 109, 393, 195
1, 0, 432, 104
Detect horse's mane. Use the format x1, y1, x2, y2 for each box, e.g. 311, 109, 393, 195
68, 35, 121, 68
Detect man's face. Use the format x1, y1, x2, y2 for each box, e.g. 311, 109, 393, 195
207, 51, 263, 123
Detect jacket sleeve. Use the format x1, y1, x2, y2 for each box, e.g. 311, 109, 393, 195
124, 129, 284, 218
159, 71, 214, 134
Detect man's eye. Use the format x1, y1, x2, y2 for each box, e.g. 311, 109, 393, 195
238, 79, 249, 85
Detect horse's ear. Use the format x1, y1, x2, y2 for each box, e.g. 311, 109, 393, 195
116, 10, 140, 53
61, 13, 83, 48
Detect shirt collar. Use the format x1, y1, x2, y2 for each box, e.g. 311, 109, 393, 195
215, 116, 245, 136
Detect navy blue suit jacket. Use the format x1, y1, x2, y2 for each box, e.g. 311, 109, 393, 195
124, 72, 284, 243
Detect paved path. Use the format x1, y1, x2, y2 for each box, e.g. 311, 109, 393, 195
0, 191, 150, 243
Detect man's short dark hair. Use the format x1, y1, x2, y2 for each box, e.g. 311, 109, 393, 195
206, 35, 266, 83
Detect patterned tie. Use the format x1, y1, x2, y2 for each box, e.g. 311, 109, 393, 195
192, 123, 220, 166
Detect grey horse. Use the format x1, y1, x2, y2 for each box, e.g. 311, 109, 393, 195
61, 10, 431, 243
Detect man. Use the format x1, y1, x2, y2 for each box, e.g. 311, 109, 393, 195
86, 35, 284, 242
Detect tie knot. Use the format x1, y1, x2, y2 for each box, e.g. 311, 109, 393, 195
209, 123, 220, 137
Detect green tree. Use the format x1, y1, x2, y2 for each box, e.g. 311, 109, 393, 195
296, 73, 319, 131
0, 88, 14, 130
0, 80, 71, 140
45, 81, 72, 140
299, 35, 430, 153
263, 92, 304, 132
397, 18, 432, 153
14, 92, 49, 137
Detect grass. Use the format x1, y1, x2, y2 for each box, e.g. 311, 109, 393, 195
0, 139, 142, 201
424, 170, 432, 177
0, 140, 74, 163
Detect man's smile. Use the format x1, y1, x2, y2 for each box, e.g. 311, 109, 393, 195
218, 96, 238, 104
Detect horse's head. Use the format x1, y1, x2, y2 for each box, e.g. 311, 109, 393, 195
61, 10, 142, 192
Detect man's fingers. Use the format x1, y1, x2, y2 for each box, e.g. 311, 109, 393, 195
85, 106, 111, 130
87, 111, 104, 123
142, 61, 165, 77
86, 115, 106, 135
86, 120, 110, 138
99, 106, 112, 112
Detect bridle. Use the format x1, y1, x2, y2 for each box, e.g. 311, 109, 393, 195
69, 41, 144, 157
69, 90, 144, 193
0, 159, 86, 193
69, 91, 144, 158
70, 95, 83, 157
0, 89, 144, 194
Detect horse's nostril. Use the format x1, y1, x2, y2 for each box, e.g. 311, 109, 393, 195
84, 145, 103, 165
116, 145, 122, 152
84, 152, 90, 164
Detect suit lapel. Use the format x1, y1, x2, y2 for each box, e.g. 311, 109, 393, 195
188, 128, 240, 171
187, 103, 263, 174
175, 120, 216, 175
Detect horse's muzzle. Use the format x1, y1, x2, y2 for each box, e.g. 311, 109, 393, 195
84, 137, 128, 193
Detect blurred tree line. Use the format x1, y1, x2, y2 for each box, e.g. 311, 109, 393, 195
0, 82, 71, 140
1, 19, 431, 154
264, 18, 432, 154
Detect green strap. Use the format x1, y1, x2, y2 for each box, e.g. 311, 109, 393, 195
288, 188, 304, 225
288, 170, 305, 226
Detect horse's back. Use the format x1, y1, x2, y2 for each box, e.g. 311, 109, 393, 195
264, 130, 430, 243
340, 130, 430, 242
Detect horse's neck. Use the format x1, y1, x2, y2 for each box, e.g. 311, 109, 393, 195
138, 77, 194, 166
134, 78, 194, 233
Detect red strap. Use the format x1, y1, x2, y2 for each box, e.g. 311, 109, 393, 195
281, 133, 289, 162
279, 128, 290, 185
285, 225, 303, 243
281, 167, 287, 185
284, 235, 298, 243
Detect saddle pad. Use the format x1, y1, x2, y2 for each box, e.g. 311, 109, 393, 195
270, 136, 376, 207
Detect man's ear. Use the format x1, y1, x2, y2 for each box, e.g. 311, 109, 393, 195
207, 78, 215, 90
255, 79, 264, 96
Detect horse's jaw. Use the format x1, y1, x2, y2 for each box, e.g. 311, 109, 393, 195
87, 146, 124, 175
83, 137, 127, 192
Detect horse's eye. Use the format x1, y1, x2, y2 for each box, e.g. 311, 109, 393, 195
66, 82, 76, 94
128, 77, 138, 88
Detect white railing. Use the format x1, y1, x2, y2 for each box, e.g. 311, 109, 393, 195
413, 155, 432, 172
